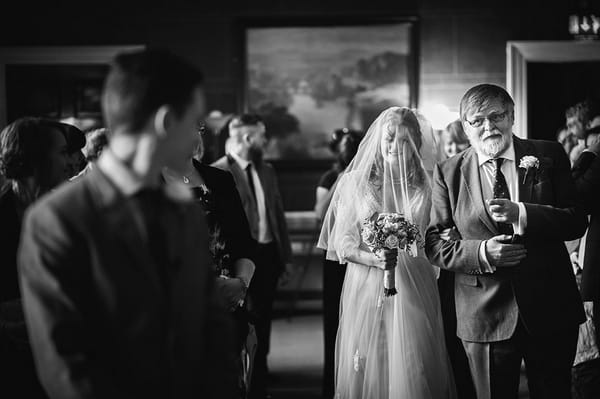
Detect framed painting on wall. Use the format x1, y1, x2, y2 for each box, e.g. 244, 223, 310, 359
241, 18, 418, 160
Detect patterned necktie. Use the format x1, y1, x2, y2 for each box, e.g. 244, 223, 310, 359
492, 158, 513, 235
246, 163, 257, 203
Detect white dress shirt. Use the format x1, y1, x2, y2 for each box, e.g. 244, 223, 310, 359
474, 141, 527, 272
229, 152, 273, 244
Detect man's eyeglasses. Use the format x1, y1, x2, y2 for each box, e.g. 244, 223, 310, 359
197, 123, 206, 135
465, 111, 509, 128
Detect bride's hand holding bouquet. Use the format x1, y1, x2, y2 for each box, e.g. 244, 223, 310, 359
362, 212, 422, 296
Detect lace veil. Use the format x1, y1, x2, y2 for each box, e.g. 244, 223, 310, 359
317, 107, 439, 263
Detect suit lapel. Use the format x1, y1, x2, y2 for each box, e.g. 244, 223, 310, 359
461, 148, 497, 234
513, 135, 535, 203
227, 155, 257, 210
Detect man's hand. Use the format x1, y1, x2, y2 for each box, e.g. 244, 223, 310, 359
215, 277, 247, 310
485, 235, 527, 267
377, 248, 398, 270
588, 135, 600, 156
487, 198, 520, 224
278, 263, 295, 286
584, 301, 594, 319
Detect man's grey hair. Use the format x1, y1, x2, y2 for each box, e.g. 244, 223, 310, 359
460, 84, 514, 121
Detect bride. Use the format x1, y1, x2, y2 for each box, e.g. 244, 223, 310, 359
318, 107, 456, 398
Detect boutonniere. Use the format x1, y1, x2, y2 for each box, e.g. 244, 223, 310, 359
518, 155, 540, 184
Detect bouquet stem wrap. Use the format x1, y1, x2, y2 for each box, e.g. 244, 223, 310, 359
383, 270, 397, 296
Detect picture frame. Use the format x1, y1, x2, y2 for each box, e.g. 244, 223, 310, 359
239, 17, 418, 160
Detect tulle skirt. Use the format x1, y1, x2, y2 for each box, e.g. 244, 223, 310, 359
334, 253, 457, 399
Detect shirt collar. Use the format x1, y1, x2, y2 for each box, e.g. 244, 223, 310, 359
476, 138, 516, 167
97, 148, 192, 202
229, 151, 251, 170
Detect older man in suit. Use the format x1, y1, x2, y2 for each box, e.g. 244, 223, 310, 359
18, 49, 237, 399
426, 84, 587, 399
212, 114, 292, 399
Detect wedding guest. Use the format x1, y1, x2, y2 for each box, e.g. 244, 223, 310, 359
18, 48, 237, 399
566, 100, 600, 166
441, 119, 470, 159
212, 114, 293, 399
0, 117, 70, 399
314, 127, 361, 399
59, 122, 86, 178
571, 137, 600, 398
163, 125, 257, 396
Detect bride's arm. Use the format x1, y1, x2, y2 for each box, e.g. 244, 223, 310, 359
338, 233, 396, 270
344, 247, 397, 270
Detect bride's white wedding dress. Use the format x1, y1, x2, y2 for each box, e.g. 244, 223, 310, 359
319, 107, 456, 399
333, 185, 456, 399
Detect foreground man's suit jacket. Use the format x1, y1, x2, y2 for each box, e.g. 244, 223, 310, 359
18, 166, 237, 399
426, 135, 587, 342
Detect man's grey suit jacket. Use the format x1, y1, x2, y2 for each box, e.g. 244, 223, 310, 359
426, 136, 587, 342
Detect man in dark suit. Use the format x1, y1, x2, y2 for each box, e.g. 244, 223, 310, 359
571, 137, 600, 398
18, 49, 237, 399
212, 114, 292, 399
426, 84, 587, 399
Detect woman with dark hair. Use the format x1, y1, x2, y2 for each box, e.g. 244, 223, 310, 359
162, 127, 257, 397
0, 117, 70, 399
315, 127, 362, 398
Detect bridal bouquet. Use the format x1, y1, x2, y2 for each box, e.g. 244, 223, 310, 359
361, 212, 422, 296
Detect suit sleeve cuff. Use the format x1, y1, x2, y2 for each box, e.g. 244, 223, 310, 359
478, 241, 496, 273
513, 202, 527, 236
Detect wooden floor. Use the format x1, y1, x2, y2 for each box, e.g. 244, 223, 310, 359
268, 313, 531, 399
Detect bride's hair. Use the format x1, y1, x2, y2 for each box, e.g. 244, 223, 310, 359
369, 107, 425, 188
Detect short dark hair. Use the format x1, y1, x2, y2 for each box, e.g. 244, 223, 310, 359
228, 113, 263, 130
0, 117, 64, 180
102, 48, 204, 134
460, 84, 514, 121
